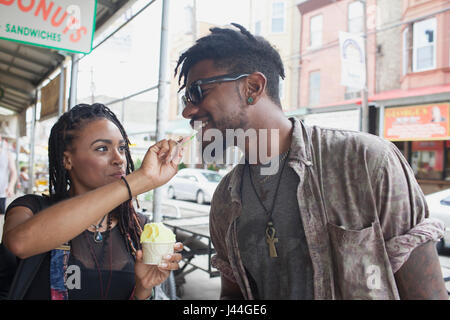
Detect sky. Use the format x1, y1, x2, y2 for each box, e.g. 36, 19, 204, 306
76, 0, 250, 102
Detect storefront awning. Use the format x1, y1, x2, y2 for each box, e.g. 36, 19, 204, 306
295, 84, 450, 113
370, 84, 450, 106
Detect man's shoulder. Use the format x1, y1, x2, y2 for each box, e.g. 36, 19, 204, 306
210, 166, 240, 216
213, 168, 235, 200
310, 125, 393, 158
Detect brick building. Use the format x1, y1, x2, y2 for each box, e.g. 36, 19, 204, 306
295, 0, 450, 193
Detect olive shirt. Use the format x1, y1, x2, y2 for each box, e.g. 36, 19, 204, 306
210, 118, 444, 300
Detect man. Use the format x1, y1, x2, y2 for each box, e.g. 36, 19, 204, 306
175, 23, 448, 299
0, 133, 17, 215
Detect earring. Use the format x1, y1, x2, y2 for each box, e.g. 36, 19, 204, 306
247, 97, 254, 104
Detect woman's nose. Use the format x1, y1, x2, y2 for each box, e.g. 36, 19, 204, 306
112, 149, 125, 166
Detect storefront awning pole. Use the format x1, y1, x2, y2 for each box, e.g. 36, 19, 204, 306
28, 91, 37, 194
153, 0, 171, 223
69, 54, 79, 109
58, 64, 65, 116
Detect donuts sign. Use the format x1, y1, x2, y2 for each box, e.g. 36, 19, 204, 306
0, 0, 97, 53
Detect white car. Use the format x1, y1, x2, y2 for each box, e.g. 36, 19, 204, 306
425, 188, 450, 252
166, 168, 223, 204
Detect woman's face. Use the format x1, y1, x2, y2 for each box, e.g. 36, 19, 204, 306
63, 118, 127, 196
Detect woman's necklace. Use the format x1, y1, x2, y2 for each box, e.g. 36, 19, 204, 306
84, 214, 113, 299
91, 214, 107, 243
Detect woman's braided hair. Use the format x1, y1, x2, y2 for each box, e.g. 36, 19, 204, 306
175, 23, 285, 107
48, 103, 142, 254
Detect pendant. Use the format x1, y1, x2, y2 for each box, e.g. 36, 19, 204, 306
94, 231, 103, 243
265, 221, 278, 258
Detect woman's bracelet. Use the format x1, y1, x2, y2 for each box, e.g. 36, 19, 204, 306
121, 176, 133, 200
133, 287, 155, 300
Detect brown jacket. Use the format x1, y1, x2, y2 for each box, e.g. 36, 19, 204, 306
210, 118, 444, 299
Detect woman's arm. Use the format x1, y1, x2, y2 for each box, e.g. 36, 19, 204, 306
3, 139, 182, 259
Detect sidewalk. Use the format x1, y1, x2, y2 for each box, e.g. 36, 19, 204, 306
173, 238, 222, 300
180, 266, 221, 300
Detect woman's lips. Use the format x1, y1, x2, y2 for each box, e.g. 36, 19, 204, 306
111, 172, 125, 179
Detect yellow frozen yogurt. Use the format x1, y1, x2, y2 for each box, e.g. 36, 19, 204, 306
140, 222, 176, 243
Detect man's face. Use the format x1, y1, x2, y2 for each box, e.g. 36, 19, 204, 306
181, 59, 250, 152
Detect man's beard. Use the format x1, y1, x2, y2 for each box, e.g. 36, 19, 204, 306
202, 105, 249, 154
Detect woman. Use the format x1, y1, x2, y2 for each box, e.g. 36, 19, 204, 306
2, 103, 183, 300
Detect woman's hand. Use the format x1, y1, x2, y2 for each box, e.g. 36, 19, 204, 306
138, 139, 184, 189
134, 242, 184, 300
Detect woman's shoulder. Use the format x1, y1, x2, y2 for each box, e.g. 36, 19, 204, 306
136, 211, 151, 228
6, 194, 54, 215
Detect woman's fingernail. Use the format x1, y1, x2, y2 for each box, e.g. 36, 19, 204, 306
165, 255, 172, 259
160, 263, 168, 268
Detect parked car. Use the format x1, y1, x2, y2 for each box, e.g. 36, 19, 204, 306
425, 188, 450, 252
165, 168, 223, 204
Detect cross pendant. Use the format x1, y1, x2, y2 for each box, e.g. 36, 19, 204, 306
265, 222, 278, 258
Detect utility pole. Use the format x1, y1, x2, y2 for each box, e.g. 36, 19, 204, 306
360, 0, 369, 133
90, 66, 95, 104
153, 0, 171, 222
192, 0, 197, 41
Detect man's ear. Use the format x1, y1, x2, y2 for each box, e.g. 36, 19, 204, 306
63, 151, 72, 170
245, 72, 266, 105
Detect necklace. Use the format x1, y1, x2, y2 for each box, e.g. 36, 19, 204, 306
253, 149, 290, 184
247, 149, 290, 258
91, 214, 107, 243
84, 214, 113, 299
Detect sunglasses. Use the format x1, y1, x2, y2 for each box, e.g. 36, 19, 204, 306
182, 73, 249, 107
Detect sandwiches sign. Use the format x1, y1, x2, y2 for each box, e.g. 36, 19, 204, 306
0, 0, 97, 54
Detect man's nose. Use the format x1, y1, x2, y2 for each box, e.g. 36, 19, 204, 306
181, 101, 200, 120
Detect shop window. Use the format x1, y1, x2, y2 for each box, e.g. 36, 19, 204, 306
411, 141, 444, 180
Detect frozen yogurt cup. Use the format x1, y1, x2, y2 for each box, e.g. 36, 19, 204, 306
140, 222, 176, 265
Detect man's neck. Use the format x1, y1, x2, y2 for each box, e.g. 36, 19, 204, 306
244, 113, 293, 165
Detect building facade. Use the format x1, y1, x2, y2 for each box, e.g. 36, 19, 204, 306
249, 0, 301, 111
295, 0, 450, 194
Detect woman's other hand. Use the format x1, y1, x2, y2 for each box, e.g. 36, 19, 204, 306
133, 242, 184, 300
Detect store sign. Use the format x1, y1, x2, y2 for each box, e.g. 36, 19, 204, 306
384, 103, 450, 141
303, 109, 361, 131
40, 69, 66, 119
0, 0, 97, 54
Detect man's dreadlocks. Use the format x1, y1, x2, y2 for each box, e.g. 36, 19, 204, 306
175, 23, 285, 107
48, 103, 142, 253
